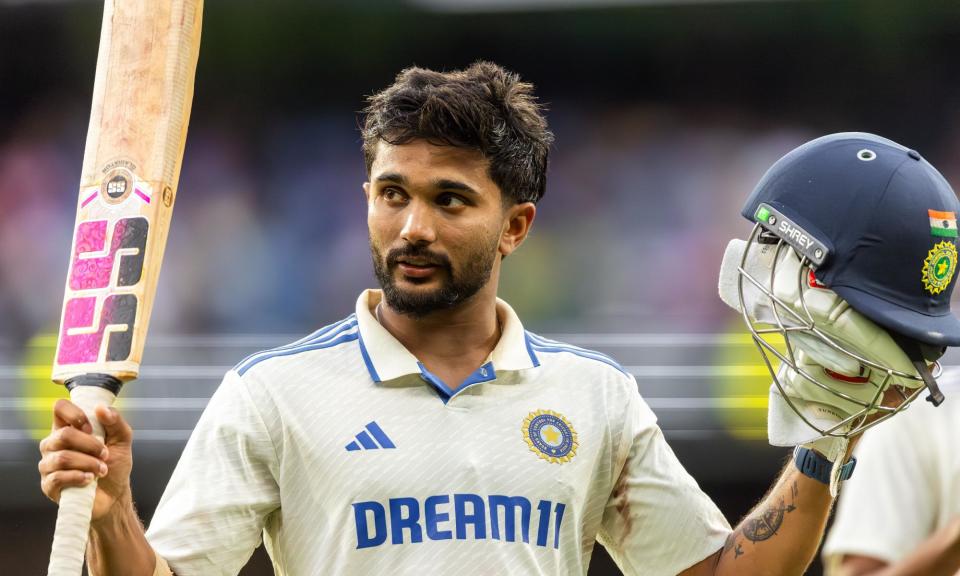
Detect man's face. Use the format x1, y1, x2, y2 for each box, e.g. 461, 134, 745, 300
365, 139, 508, 317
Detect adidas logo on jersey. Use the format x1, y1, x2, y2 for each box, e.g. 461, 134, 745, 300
345, 421, 396, 451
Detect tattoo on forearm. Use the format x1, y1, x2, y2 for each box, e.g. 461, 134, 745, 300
724, 480, 799, 560
742, 497, 787, 541
722, 530, 744, 559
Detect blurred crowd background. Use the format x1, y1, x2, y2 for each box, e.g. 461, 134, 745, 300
3, 0, 960, 573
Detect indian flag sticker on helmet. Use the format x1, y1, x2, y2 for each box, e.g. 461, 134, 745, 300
922, 241, 958, 295
928, 209, 958, 238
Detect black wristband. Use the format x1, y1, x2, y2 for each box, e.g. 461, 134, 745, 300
793, 446, 857, 485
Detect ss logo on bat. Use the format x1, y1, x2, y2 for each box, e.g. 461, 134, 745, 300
56, 217, 148, 365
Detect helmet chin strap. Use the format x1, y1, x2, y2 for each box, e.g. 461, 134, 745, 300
889, 332, 945, 407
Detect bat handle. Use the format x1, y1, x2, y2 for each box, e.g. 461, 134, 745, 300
47, 381, 118, 576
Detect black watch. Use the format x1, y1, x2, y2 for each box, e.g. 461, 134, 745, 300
793, 446, 857, 485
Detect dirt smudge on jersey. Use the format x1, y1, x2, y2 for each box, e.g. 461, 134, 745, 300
612, 459, 632, 543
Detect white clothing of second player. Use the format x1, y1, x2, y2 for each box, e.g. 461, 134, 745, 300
145, 290, 731, 575
822, 379, 960, 572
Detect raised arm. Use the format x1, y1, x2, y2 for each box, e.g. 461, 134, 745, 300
87, 494, 158, 576
711, 459, 835, 575
39, 400, 157, 576
680, 447, 849, 576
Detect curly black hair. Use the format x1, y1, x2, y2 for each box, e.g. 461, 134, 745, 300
362, 61, 553, 205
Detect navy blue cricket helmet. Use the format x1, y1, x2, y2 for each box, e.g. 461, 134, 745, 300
741, 132, 960, 347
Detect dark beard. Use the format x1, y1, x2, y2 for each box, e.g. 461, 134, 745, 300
370, 238, 498, 318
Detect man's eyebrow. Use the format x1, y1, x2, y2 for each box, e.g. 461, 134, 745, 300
374, 173, 479, 195
375, 173, 407, 185
433, 179, 479, 195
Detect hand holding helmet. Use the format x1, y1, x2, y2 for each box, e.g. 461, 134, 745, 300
720, 132, 960, 491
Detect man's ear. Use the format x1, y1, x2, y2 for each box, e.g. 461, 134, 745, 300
363, 181, 371, 203
500, 202, 537, 257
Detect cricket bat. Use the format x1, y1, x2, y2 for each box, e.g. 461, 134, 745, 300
48, 1, 202, 574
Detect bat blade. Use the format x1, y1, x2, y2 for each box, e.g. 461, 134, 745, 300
47, 1, 202, 574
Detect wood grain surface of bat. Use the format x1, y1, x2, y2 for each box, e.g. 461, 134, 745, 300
48, 2, 203, 574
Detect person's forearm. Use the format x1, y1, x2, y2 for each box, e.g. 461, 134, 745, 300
844, 517, 960, 576
878, 516, 960, 575
715, 462, 833, 576
86, 492, 157, 576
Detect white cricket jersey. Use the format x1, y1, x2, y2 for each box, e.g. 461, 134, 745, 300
822, 383, 960, 570
146, 290, 730, 575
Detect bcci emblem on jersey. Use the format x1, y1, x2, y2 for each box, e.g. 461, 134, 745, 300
522, 410, 578, 464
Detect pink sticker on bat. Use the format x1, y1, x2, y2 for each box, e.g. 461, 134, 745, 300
70, 221, 111, 290
69, 218, 148, 291
81, 190, 99, 208
57, 297, 100, 364
59, 216, 148, 365
134, 187, 151, 203
57, 293, 138, 365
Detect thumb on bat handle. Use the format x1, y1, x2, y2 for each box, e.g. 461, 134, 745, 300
47, 383, 118, 576
66, 381, 118, 442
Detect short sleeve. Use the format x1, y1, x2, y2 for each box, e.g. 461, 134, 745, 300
597, 387, 732, 576
146, 370, 281, 576
822, 410, 936, 566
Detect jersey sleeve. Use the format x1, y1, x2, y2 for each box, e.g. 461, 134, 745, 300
822, 410, 936, 566
597, 382, 731, 576
145, 370, 281, 576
